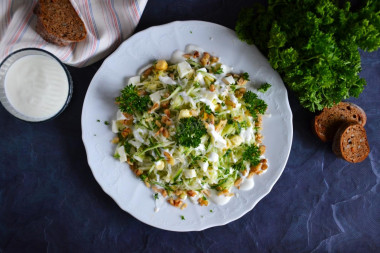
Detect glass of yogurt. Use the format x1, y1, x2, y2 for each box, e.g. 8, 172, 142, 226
0, 48, 73, 122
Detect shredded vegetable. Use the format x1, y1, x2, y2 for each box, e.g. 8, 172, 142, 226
111, 50, 269, 208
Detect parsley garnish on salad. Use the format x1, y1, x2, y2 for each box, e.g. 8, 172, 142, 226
258, 83, 271, 93
115, 84, 150, 114
243, 91, 267, 120
176, 117, 207, 148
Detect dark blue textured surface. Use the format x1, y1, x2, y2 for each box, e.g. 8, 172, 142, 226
1, 1, 379, 252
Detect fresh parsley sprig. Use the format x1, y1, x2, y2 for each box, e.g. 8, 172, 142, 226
115, 84, 150, 114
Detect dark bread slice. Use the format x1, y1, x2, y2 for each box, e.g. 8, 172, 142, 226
313, 102, 366, 142
332, 122, 370, 163
34, 0, 87, 46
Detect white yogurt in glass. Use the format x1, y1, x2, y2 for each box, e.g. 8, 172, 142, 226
3, 54, 69, 121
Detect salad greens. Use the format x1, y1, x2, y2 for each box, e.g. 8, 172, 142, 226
111, 51, 269, 206
236, 0, 380, 112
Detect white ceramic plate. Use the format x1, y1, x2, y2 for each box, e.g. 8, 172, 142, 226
82, 21, 293, 231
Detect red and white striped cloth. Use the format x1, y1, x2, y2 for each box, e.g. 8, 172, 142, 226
0, 0, 147, 67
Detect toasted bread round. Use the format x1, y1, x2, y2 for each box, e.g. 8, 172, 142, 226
313, 102, 366, 142
332, 122, 370, 163
34, 0, 87, 46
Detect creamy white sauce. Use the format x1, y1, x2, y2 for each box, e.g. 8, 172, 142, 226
239, 177, 254, 191
170, 50, 186, 64
198, 160, 209, 172
208, 152, 219, 163
154, 195, 165, 212
195, 143, 206, 154
4, 55, 69, 120
209, 189, 232, 205
185, 45, 204, 55
240, 126, 255, 143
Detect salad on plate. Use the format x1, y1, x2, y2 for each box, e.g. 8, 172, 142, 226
111, 46, 270, 211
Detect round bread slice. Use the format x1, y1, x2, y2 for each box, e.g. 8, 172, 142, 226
34, 0, 87, 46
332, 122, 370, 163
313, 102, 367, 142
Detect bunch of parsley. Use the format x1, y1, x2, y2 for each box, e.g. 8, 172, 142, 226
236, 0, 380, 112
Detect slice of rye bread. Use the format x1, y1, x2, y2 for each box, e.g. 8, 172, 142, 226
332, 122, 370, 163
313, 102, 367, 142
34, 0, 87, 46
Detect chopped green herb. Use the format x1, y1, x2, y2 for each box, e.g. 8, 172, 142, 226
181, 215, 185, 220
175, 117, 207, 148
258, 83, 271, 93
243, 91, 267, 119
202, 196, 207, 201
205, 105, 213, 115
215, 69, 223, 74
233, 162, 246, 172
210, 209, 213, 213
224, 149, 232, 157
123, 142, 132, 154
97, 119, 100, 122
243, 144, 261, 166
242, 72, 250, 81
229, 85, 237, 91
212, 66, 224, 74
116, 84, 150, 114
154, 193, 159, 200
140, 174, 147, 181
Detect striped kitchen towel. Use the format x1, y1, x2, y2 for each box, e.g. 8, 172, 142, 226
0, 0, 147, 67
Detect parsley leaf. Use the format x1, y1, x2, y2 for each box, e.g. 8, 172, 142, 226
204, 105, 213, 115
115, 85, 150, 114
175, 117, 207, 148
243, 91, 267, 119
258, 83, 271, 93
243, 144, 261, 166
242, 72, 250, 81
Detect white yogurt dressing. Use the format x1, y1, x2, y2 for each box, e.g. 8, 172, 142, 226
209, 189, 232, 205
239, 177, 254, 191
4, 55, 69, 120
154, 195, 166, 212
